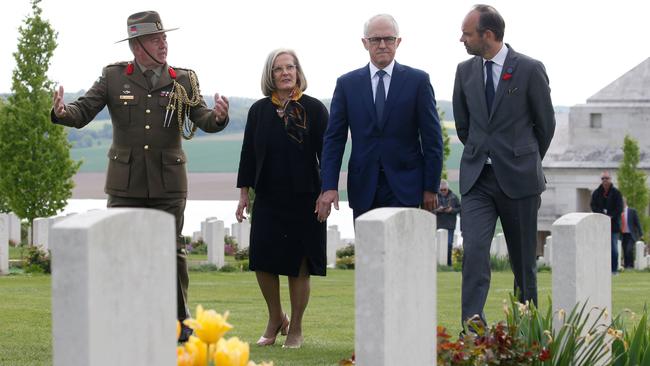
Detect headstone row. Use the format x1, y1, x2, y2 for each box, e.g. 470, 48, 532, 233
327, 225, 345, 267
0, 213, 9, 275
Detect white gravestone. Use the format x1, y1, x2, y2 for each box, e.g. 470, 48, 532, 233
552, 213, 611, 332
355, 208, 437, 366
192, 231, 201, 243
0, 213, 9, 275
200, 216, 216, 241
8, 212, 20, 244
543, 235, 553, 267
635, 241, 648, 270
495, 233, 508, 258
32, 217, 50, 249
327, 225, 342, 267
50, 208, 175, 366
231, 221, 251, 250
436, 229, 448, 266
205, 219, 225, 268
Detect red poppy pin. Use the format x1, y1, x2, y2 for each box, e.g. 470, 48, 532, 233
125, 62, 134, 75
502, 67, 513, 81
168, 67, 176, 79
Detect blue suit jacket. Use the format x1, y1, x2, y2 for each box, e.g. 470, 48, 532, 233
321, 62, 443, 212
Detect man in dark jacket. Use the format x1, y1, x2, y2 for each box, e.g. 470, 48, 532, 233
621, 198, 644, 268
590, 170, 624, 273
434, 180, 461, 266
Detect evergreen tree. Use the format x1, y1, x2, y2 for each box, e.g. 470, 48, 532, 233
0, 1, 80, 236
617, 135, 650, 241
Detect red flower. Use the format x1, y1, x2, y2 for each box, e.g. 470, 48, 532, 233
125, 63, 134, 75
539, 347, 551, 361
502, 73, 512, 81
168, 67, 176, 79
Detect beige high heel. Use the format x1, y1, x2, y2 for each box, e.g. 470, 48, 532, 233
256, 314, 290, 346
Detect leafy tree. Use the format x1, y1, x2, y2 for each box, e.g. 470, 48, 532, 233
438, 107, 451, 181
0, 1, 80, 239
617, 135, 650, 241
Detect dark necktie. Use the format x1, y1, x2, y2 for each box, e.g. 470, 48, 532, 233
375, 69, 387, 122
144, 69, 155, 90
485, 61, 495, 115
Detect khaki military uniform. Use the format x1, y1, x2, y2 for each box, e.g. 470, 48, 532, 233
52, 61, 228, 320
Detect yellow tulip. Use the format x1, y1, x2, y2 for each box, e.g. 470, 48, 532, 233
177, 346, 194, 366
184, 305, 233, 344
213, 337, 250, 366
184, 335, 208, 366
177, 320, 181, 340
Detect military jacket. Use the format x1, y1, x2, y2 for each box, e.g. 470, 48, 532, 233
52, 61, 228, 198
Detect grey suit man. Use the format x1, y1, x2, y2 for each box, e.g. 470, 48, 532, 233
453, 4, 555, 325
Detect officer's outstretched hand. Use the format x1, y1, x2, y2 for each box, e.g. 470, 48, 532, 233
213, 93, 229, 124
53, 85, 66, 118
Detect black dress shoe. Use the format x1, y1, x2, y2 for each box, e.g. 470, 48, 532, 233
178, 323, 193, 343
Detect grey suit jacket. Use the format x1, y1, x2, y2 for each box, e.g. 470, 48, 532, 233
453, 45, 555, 199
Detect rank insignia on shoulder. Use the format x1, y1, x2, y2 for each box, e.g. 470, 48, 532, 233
119, 95, 135, 100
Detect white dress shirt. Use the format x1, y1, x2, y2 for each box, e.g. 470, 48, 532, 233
369, 60, 395, 102
483, 44, 509, 93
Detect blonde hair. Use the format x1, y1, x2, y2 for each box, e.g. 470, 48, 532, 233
260, 48, 308, 97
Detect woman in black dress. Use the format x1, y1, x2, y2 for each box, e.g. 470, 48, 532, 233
235, 49, 328, 348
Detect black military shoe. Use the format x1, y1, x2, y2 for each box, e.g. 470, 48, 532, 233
178, 323, 193, 343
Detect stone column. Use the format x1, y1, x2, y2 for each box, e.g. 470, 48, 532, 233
50, 208, 176, 366
231, 220, 251, 250
0, 213, 9, 275
543, 235, 553, 267
436, 229, 448, 266
495, 233, 507, 258
327, 225, 341, 267
205, 219, 225, 268
8, 212, 21, 244
552, 213, 611, 330
635, 241, 648, 270
355, 208, 437, 366
32, 217, 51, 249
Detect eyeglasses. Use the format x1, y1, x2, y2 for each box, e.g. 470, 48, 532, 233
601, 177, 610, 180
272, 64, 296, 74
365, 36, 398, 46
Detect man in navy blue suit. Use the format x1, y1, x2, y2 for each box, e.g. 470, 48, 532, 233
316, 14, 443, 222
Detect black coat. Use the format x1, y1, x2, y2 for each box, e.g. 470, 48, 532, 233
590, 184, 624, 233
236, 95, 328, 192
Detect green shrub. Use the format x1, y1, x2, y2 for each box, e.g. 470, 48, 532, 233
234, 247, 249, 261
219, 263, 238, 272
452, 247, 463, 272
188, 240, 207, 255
336, 256, 354, 270
336, 244, 354, 258
438, 295, 617, 365
23, 245, 50, 274
189, 263, 219, 272
490, 255, 511, 271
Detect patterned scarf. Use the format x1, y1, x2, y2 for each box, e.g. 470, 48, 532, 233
271, 87, 307, 146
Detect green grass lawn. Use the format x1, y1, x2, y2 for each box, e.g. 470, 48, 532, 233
1, 269, 648, 365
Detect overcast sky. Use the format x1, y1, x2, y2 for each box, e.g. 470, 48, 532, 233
1, 0, 648, 106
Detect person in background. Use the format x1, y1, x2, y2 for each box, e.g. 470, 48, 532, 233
316, 13, 443, 223
51, 10, 229, 342
434, 179, 461, 266
236, 49, 328, 349
620, 197, 643, 269
590, 170, 624, 273
453, 4, 556, 327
